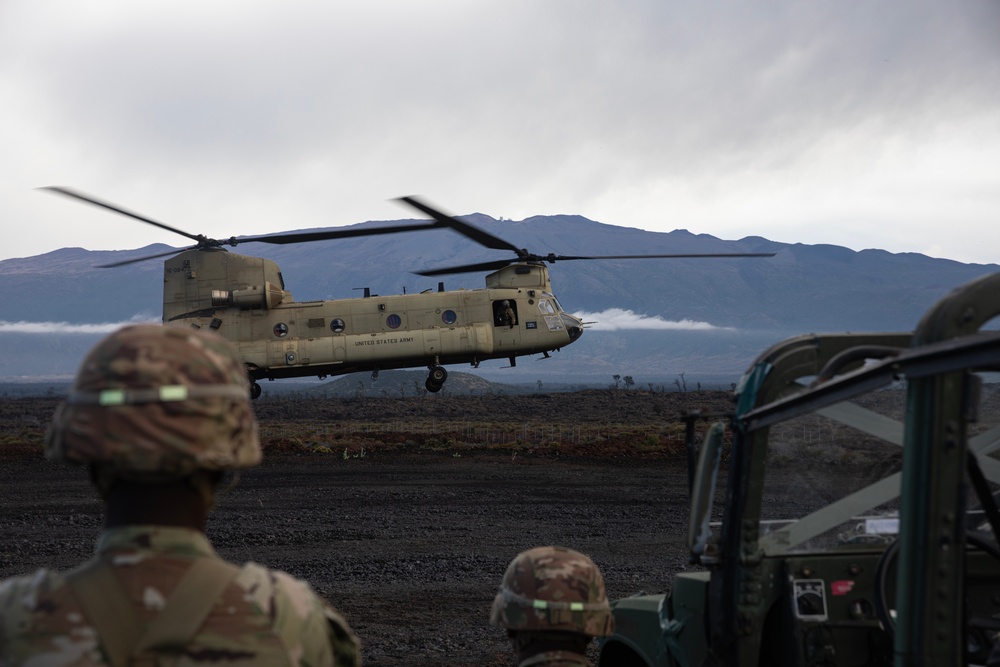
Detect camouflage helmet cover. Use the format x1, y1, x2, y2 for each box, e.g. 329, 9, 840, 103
490, 546, 614, 636
45, 324, 261, 474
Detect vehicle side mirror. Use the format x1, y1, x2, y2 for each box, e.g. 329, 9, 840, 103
688, 421, 725, 564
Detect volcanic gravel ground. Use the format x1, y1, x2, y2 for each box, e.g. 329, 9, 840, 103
0, 449, 694, 666
3, 385, 981, 664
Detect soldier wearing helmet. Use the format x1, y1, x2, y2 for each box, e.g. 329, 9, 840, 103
490, 546, 614, 667
502, 300, 517, 328
0, 325, 360, 667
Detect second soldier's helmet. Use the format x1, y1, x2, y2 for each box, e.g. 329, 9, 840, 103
490, 546, 615, 636
45, 324, 261, 475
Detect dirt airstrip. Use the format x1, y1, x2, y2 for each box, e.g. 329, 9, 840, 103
0, 390, 733, 666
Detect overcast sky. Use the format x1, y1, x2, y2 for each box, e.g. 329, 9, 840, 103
2, 1, 998, 265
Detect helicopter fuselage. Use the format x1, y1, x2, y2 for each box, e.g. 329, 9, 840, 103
46, 187, 771, 398
162, 248, 584, 395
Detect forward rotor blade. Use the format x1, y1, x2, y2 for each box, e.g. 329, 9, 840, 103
396, 196, 522, 254
242, 221, 443, 245
96, 246, 196, 268
415, 250, 776, 276
41, 186, 205, 244
415, 259, 516, 276
550, 252, 777, 261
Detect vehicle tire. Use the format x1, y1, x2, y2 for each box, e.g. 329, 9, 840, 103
250, 382, 262, 400
425, 377, 443, 393
430, 366, 448, 383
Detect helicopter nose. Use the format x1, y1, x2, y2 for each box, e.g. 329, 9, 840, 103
561, 314, 584, 342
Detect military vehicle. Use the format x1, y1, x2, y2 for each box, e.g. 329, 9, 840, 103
43, 187, 772, 398
599, 271, 1000, 666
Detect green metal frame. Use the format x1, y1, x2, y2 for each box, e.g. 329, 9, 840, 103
600, 270, 1000, 667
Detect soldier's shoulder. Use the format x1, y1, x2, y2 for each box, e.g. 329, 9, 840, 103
0, 569, 97, 664
232, 562, 325, 615
235, 563, 360, 667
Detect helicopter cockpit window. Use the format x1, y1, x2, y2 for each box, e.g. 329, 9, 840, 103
537, 300, 555, 315
442, 310, 457, 325
386, 314, 402, 329
330, 318, 346, 333
273, 322, 289, 338
544, 293, 564, 312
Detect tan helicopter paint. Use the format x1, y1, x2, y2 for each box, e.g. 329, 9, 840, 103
161, 247, 584, 388
44, 185, 769, 397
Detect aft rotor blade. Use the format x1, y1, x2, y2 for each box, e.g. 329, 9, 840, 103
396, 196, 522, 254
41, 186, 205, 244
415, 259, 517, 276
242, 221, 443, 245
96, 246, 198, 268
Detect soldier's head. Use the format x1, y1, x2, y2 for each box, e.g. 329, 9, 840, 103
490, 546, 614, 660
45, 325, 260, 510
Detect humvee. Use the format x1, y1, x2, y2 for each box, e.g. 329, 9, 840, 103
599, 272, 1000, 666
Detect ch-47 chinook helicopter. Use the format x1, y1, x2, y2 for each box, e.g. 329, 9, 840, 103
44, 187, 774, 398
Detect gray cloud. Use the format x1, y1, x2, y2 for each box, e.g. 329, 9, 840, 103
2, 1, 998, 264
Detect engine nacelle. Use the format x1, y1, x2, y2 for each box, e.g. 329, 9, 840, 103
213, 282, 285, 310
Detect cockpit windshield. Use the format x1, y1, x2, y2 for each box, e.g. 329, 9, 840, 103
757, 379, 1000, 555
543, 292, 563, 313
537, 299, 556, 315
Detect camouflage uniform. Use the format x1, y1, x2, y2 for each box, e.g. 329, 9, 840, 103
502, 301, 517, 327
490, 546, 614, 667
0, 325, 360, 667
0, 527, 357, 666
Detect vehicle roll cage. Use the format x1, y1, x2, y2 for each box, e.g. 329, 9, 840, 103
723, 271, 1000, 665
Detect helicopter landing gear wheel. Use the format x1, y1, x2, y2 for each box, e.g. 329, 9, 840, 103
249, 382, 262, 400
429, 366, 448, 384
425, 377, 443, 393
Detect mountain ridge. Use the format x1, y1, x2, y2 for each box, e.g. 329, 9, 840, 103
1, 212, 995, 382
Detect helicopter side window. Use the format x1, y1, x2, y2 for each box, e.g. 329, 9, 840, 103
330, 318, 346, 333
273, 322, 289, 338
492, 300, 518, 328
537, 300, 555, 315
